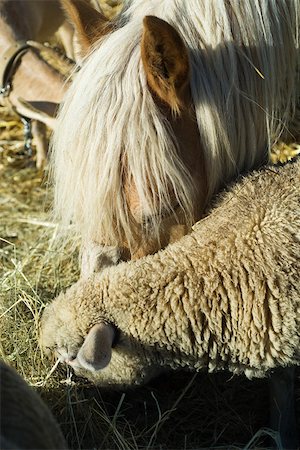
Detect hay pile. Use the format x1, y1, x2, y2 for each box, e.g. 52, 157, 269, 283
94, 0, 122, 18
0, 1, 299, 448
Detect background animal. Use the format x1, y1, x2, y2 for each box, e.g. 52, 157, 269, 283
0, 0, 74, 167
0, 360, 67, 449
53, 0, 299, 265
42, 157, 300, 447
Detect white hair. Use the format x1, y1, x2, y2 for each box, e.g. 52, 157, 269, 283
51, 0, 299, 251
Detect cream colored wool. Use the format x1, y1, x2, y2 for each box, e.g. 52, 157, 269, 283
42, 159, 300, 386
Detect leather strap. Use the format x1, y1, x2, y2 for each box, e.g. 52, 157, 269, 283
0, 41, 30, 97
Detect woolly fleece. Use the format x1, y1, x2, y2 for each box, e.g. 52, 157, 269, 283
41, 159, 300, 386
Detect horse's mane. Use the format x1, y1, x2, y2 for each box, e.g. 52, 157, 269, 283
51, 0, 299, 250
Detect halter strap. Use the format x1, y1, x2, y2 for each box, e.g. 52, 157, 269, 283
0, 41, 30, 97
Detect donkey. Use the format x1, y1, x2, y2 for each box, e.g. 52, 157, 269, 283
50, 0, 299, 447
0, 0, 74, 167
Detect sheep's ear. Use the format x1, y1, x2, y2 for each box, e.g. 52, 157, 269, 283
77, 322, 115, 371
141, 15, 190, 114
60, 0, 111, 57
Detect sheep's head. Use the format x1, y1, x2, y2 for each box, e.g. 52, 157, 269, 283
40, 288, 160, 387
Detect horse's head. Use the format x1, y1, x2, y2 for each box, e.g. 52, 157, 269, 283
57, 0, 207, 257
122, 14, 209, 256
55, 0, 298, 258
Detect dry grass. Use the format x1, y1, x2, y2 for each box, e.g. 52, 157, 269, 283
1, 0, 299, 447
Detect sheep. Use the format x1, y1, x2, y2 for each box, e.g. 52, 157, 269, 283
0, 360, 67, 449
41, 157, 300, 384
41, 158, 300, 447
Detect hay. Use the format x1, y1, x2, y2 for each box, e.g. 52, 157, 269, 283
270, 141, 300, 164
0, 1, 299, 448
94, 0, 123, 18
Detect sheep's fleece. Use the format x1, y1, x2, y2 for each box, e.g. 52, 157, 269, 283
41, 159, 300, 387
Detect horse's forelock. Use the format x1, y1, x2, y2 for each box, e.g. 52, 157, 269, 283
51, 13, 196, 250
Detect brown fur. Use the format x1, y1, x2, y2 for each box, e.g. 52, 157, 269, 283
141, 16, 190, 114
61, 0, 111, 58
0, 0, 71, 167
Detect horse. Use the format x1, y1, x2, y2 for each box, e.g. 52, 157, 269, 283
52, 0, 299, 265
0, 0, 74, 167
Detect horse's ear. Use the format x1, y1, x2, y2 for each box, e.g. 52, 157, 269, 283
60, 0, 111, 57
141, 15, 190, 114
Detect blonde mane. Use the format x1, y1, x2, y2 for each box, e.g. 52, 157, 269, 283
52, 0, 299, 250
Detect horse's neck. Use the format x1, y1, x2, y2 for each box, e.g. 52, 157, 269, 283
0, 2, 66, 106
9, 51, 66, 105
0, 17, 17, 50
0, 4, 33, 50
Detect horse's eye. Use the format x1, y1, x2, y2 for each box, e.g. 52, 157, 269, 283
141, 215, 153, 227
